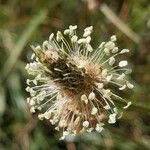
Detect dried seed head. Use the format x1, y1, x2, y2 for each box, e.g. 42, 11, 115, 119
26, 25, 133, 139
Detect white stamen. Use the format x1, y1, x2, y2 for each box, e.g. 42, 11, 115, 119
84, 26, 93, 32
38, 114, 44, 120
27, 98, 30, 103
108, 113, 116, 124
91, 107, 98, 115
119, 60, 128, 67
30, 106, 35, 113
119, 85, 126, 90
123, 101, 132, 109
83, 121, 89, 128
43, 112, 51, 119
83, 30, 92, 37
55, 127, 59, 131
43, 41, 49, 51
49, 33, 54, 41
26, 79, 30, 85
31, 53, 35, 60
105, 41, 115, 50
29, 99, 35, 106
120, 49, 130, 54
110, 35, 117, 42
104, 89, 111, 98
117, 73, 125, 81
71, 35, 78, 43
81, 94, 88, 104
109, 57, 115, 66
96, 83, 104, 89
113, 108, 118, 113
35, 45, 42, 52
126, 81, 134, 89
78, 38, 86, 44
104, 48, 110, 55
87, 128, 94, 132
106, 75, 113, 82
85, 36, 91, 44
56, 31, 63, 42
87, 44, 93, 52
95, 123, 104, 133
33, 79, 38, 85
88, 92, 95, 100
64, 29, 70, 35
69, 25, 77, 30
101, 69, 108, 78
99, 42, 105, 48
112, 47, 118, 53
104, 105, 111, 110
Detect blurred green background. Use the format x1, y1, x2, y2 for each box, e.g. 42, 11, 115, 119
0, 0, 150, 150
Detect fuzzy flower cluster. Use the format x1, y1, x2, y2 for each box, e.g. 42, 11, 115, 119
26, 25, 133, 140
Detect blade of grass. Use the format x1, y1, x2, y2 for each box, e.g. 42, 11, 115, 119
0, 87, 6, 116
100, 4, 141, 44
1, 9, 47, 80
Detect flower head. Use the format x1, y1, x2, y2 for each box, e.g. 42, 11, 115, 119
26, 25, 133, 139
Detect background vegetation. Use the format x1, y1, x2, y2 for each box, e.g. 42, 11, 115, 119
0, 0, 150, 149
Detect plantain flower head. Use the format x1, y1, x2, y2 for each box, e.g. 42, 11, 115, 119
26, 25, 133, 139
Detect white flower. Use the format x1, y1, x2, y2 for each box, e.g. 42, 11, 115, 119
26, 25, 133, 138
